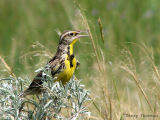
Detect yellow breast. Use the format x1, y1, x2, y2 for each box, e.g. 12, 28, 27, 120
55, 41, 77, 84
56, 54, 77, 84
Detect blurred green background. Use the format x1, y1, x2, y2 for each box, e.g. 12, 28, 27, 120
0, 0, 160, 82
1, 0, 160, 119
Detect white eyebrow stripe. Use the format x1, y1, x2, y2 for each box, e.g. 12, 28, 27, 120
60, 31, 72, 40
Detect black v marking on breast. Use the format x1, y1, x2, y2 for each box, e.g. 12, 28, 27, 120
69, 54, 74, 68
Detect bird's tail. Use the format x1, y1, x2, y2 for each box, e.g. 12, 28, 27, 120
19, 89, 30, 98
19, 87, 37, 97
19, 87, 44, 98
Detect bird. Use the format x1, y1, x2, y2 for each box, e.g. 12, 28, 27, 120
20, 30, 88, 97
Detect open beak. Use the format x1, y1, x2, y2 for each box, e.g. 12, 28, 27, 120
76, 30, 88, 38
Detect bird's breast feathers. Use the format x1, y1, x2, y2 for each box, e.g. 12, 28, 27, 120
55, 54, 77, 84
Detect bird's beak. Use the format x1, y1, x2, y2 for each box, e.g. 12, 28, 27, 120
76, 30, 88, 38
71, 30, 88, 44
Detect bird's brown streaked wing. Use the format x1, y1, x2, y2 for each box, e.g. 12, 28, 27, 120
49, 58, 65, 77
29, 72, 43, 88
21, 58, 63, 97
28, 58, 61, 88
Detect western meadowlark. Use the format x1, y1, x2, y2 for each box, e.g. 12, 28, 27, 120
20, 30, 88, 97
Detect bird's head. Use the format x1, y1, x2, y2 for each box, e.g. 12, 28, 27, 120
59, 30, 88, 45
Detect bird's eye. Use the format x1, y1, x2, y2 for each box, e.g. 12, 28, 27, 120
69, 33, 74, 36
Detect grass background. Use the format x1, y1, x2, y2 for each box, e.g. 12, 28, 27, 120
1, 0, 160, 119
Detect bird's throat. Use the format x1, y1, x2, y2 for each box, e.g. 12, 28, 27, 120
69, 38, 77, 55
69, 44, 74, 55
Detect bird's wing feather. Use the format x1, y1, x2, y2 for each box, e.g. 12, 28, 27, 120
21, 56, 66, 97
50, 58, 65, 76
28, 58, 63, 89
